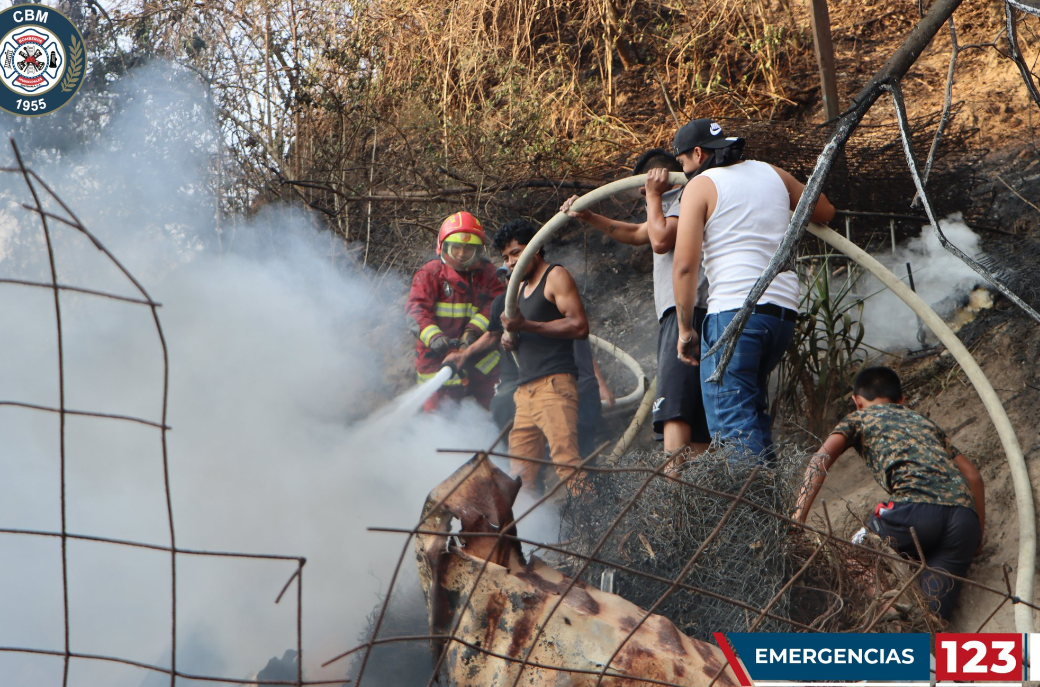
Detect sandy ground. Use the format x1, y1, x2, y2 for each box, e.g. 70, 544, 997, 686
805, 309, 1040, 632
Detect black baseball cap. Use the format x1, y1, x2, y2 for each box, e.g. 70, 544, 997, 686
672, 118, 734, 156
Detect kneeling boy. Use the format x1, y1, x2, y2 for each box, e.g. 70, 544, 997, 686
793, 366, 985, 621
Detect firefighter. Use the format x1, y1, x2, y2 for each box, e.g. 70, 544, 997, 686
406, 211, 504, 411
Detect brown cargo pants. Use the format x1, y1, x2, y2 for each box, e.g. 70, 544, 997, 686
508, 372, 585, 495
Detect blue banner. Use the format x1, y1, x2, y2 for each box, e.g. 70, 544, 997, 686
726, 633, 931, 681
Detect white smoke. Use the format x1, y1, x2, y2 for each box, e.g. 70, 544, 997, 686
855, 215, 986, 351
0, 64, 502, 685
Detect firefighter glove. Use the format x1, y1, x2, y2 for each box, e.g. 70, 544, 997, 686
429, 335, 450, 355
460, 329, 480, 349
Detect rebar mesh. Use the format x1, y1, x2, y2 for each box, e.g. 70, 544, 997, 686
348, 441, 1036, 687
0, 144, 308, 687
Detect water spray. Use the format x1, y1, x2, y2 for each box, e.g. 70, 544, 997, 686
389, 360, 459, 417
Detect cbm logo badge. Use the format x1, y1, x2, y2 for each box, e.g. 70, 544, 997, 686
0, 6, 84, 116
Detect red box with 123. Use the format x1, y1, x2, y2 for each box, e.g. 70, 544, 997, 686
935, 633, 1023, 681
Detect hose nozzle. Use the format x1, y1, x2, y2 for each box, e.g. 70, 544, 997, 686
440, 360, 459, 377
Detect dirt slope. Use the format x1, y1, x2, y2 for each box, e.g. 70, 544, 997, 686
808, 307, 1040, 632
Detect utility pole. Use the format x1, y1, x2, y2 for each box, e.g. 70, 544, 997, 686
808, 0, 840, 121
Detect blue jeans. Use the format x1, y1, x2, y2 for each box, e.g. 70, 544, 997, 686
700, 310, 795, 457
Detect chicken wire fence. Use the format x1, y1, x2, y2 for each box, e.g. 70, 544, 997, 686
557, 448, 812, 641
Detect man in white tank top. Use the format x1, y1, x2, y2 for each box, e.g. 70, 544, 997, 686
669, 118, 835, 457
560, 149, 710, 458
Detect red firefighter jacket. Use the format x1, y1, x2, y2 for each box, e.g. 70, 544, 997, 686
406, 258, 504, 382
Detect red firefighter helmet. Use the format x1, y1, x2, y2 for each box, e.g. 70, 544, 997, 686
437, 211, 486, 271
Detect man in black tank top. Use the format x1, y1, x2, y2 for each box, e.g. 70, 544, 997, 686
445, 220, 590, 497
487, 266, 615, 459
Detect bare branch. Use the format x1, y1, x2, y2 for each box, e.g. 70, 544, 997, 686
913, 17, 959, 206
1005, 0, 1040, 110
704, 0, 969, 384
885, 80, 1040, 325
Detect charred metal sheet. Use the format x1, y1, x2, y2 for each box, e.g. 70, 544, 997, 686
416, 456, 741, 686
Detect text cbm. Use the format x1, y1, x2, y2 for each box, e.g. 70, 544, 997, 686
14, 10, 49, 23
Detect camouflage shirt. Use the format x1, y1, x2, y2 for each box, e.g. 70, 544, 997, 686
831, 403, 975, 510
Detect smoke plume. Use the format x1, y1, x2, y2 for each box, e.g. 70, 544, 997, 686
855, 216, 986, 351
0, 64, 499, 685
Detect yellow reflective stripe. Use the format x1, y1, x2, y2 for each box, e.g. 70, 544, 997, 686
419, 324, 443, 347
468, 313, 490, 332
417, 371, 463, 386
434, 302, 479, 318
474, 350, 500, 375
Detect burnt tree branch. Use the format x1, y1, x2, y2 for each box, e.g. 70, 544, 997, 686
885, 80, 1040, 324
913, 17, 959, 207
704, 0, 969, 384
1005, 0, 1040, 110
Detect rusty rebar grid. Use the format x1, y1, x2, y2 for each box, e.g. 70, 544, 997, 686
0, 143, 311, 687
330, 445, 1036, 687
339, 521, 1028, 686
429, 447, 1039, 609
429, 448, 1028, 611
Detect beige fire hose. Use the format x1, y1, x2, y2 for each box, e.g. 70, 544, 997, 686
809, 222, 1036, 633
606, 377, 656, 464
502, 173, 1036, 631
499, 172, 682, 436
588, 333, 646, 409
501, 172, 688, 323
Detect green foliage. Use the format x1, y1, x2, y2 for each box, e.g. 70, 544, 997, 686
776, 255, 868, 443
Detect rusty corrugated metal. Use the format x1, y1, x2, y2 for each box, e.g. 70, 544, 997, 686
416, 457, 742, 687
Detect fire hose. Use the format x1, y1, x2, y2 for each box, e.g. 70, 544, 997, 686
808, 222, 1035, 633
435, 334, 646, 410
588, 333, 646, 409
501, 173, 1036, 632
497, 174, 690, 417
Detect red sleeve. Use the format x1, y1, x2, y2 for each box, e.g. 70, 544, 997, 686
465, 263, 504, 334
406, 266, 443, 346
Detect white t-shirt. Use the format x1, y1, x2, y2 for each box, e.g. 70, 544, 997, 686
653, 187, 709, 321
699, 161, 800, 313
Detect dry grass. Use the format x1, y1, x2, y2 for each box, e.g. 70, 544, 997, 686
271, 0, 822, 272
106, 0, 1040, 275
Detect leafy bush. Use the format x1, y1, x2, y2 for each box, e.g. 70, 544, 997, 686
775, 255, 867, 443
